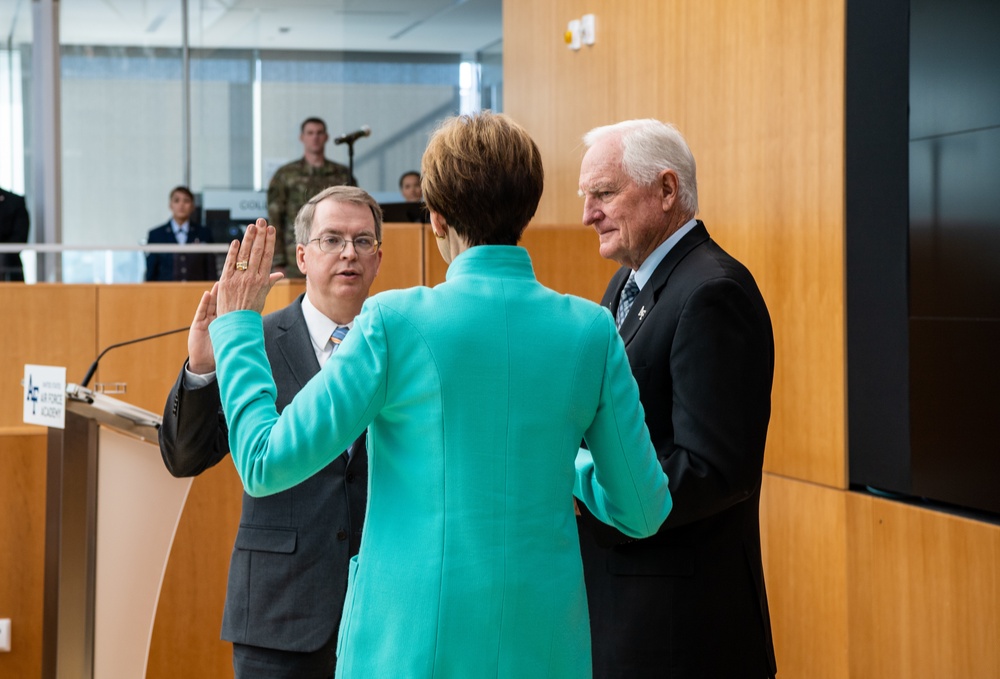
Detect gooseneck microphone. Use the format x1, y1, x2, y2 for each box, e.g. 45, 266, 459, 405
333, 125, 372, 145
80, 326, 190, 389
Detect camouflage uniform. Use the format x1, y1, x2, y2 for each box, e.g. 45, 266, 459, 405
267, 158, 353, 273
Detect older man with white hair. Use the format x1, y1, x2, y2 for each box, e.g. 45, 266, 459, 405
576, 119, 777, 679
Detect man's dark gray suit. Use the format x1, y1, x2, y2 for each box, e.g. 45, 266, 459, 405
578, 221, 778, 678
159, 295, 366, 677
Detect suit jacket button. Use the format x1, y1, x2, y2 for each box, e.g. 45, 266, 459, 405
346, 472, 355, 483
336, 530, 348, 541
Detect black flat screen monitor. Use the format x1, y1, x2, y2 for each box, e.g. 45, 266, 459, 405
380, 201, 427, 224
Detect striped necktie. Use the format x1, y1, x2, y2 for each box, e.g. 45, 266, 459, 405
615, 272, 640, 329
329, 325, 354, 459
330, 326, 349, 350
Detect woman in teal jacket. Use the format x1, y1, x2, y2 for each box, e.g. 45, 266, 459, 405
208, 112, 672, 678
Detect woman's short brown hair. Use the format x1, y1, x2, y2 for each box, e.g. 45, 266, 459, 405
421, 111, 543, 246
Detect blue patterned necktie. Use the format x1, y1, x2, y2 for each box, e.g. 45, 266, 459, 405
330, 326, 349, 350
615, 272, 640, 329
329, 325, 354, 458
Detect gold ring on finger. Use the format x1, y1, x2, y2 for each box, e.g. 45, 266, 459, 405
235, 260, 249, 271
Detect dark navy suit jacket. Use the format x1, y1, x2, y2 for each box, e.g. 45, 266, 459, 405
578, 222, 777, 678
145, 221, 218, 281
0, 188, 29, 281
159, 296, 367, 660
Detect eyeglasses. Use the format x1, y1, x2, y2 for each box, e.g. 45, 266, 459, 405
307, 234, 381, 256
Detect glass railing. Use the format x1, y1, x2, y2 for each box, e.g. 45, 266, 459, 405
0, 244, 230, 284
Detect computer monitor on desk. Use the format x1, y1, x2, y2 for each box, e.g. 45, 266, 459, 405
379, 201, 427, 224
205, 209, 248, 243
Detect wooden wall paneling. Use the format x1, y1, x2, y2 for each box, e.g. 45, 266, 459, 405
520, 225, 620, 302
503, 0, 619, 226
0, 284, 97, 427
419, 224, 616, 302
608, 0, 671, 122
0, 430, 49, 678
503, 0, 561, 224
757, 0, 845, 488
505, 1, 849, 487
1, 287, 95, 675
371, 223, 425, 294
557, 0, 623, 228
760, 473, 849, 679
847, 493, 1000, 679
264, 279, 306, 311
669, 0, 847, 488
95, 284, 210, 415
542, 0, 615, 230
146, 459, 243, 679
95, 281, 311, 415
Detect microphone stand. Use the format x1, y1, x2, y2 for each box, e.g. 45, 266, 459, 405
79, 325, 190, 389
346, 139, 357, 186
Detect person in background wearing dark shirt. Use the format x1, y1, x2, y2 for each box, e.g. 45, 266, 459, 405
0, 187, 29, 281
145, 185, 217, 282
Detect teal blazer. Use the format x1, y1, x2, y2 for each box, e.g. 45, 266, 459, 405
210, 246, 671, 678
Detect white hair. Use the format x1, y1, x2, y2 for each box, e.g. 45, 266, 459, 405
583, 119, 698, 216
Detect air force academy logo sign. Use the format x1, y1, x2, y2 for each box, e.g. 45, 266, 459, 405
24, 365, 67, 428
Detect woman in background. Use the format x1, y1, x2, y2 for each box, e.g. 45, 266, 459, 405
207, 112, 671, 678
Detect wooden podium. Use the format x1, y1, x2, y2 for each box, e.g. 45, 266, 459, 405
43, 386, 192, 679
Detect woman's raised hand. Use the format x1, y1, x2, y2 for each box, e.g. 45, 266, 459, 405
216, 218, 285, 316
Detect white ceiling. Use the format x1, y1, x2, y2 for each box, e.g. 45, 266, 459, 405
1, 0, 503, 55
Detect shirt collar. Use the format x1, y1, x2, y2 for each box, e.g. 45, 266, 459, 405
301, 294, 354, 352
170, 218, 189, 234
633, 218, 698, 289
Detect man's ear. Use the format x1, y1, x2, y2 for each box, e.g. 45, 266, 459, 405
295, 243, 308, 276
659, 169, 679, 213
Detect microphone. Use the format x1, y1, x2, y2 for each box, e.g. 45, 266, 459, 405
79, 326, 190, 389
333, 125, 371, 145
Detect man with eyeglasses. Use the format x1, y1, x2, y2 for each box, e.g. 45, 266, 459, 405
159, 185, 381, 678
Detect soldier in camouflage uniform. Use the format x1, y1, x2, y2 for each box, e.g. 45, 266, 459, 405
268, 117, 354, 276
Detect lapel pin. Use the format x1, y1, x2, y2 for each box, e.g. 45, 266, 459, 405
637, 306, 647, 320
